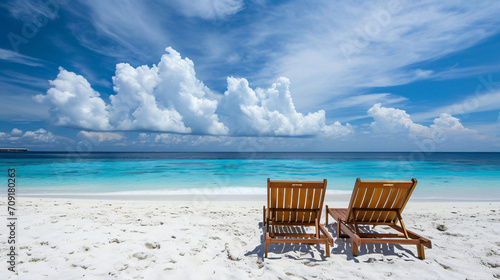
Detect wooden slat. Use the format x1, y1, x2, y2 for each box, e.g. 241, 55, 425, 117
342, 221, 396, 226
346, 182, 361, 223
353, 208, 403, 211
297, 188, 307, 223
268, 221, 316, 226
291, 187, 300, 222
386, 188, 408, 222
359, 238, 421, 245
269, 186, 277, 208
270, 233, 316, 238
381, 187, 399, 222
358, 186, 374, 221
365, 187, 383, 222
271, 208, 319, 212
267, 237, 329, 244
284, 187, 292, 222
355, 180, 414, 186
267, 180, 327, 185
399, 179, 417, 214
394, 188, 410, 209
358, 233, 406, 238
276, 187, 285, 221
318, 180, 327, 221
305, 187, 316, 223
312, 187, 322, 220
372, 187, 390, 222
269, 186, 276, 220
328, 208, 348, 221
351, 187, 366, 221
269, 185, 324, 189
352, 186, 365, 209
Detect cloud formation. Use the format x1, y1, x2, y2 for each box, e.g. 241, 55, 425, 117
169, 0, 244, 20
77, 131, 125, 142
264, 0, 500, 111
0, 48, 46, 67
155, 133, 228, 147
37, 47, 351, 137
35, 67, 112, 130
109, 47, 228, 134
412, 88, 500, 122
368, 103, 474, 140
218, 77, 353, 136
0, 128, 71, 145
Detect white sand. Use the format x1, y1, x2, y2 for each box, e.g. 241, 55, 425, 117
1, 197, 499, 279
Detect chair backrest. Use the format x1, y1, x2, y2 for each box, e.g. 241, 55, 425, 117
346, 178, 417, 224
267, 178, 327, 225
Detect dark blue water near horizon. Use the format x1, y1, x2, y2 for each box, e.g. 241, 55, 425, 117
1, 152, 499, 200
3, 151, 500, 166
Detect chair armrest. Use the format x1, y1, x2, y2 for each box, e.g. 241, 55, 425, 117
319, 223, 334, 245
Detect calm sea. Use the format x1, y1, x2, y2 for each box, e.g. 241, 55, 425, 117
1, 152, 499, 200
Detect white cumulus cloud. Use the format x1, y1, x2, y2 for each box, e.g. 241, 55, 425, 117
109, 62, 188, 133
153, 48, 228, 135
368, 103, 428, 137
35, 67, 112, 130
368, 104, 475, 140
37, 47, 228, 135
11, 128, 23, 135
0, 128, 72, 145
217, 77, 353, 137
22, 128, 57, 143
37, 47, 351, 138
431, 113, 468, 131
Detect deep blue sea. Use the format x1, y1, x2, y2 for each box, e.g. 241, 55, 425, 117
1, 152, 499, 200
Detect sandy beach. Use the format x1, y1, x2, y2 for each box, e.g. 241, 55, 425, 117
1, 197, 499, 279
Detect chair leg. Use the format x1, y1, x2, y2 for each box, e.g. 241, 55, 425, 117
265, 230, 270, 258
325, 205, 329, 226
417, 244, 425, 260
352, 240, 358, 257
263, 206, 266, 227
315, 218, 320, 238
325, 241, 330, 257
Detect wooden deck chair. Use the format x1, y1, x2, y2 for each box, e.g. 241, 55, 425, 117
263, 178, 333, 258
326, 178, 431, 259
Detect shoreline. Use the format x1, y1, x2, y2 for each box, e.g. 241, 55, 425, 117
10, 193, 500, 202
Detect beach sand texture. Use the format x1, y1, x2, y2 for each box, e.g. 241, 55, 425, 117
0, 198, 499, 279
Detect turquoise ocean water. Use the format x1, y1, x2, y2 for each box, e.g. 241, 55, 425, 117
1, 152, 499, 200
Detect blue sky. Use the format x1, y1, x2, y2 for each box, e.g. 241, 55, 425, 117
1, 0, 500, 151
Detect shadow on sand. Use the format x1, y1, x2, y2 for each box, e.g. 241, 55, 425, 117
245, 222, 419, 262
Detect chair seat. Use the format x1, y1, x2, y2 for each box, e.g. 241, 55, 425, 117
327, 208, 348, 221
